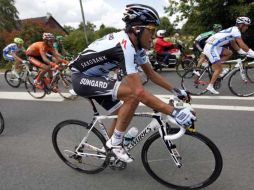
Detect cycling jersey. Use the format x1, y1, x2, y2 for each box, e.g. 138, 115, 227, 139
70, 30, 149, 76
195, 31, 215, 43
26, 41, 56, 57
53, 42, 64, 54
194, 31, 215, 51
3, 43, 22, 61
206, 26, 241, 47
204, 26, 241, 64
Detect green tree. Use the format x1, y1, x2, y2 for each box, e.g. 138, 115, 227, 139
0, 0, 19, 31
158, 16, 174, 36
165, 0, 254, 47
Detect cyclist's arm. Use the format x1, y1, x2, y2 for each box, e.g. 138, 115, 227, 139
10, 52, 23, 62
40, 51, 53, 65
141, 63, 175, 91
235, 38, 250, 52
52, 49, 69, 64
125, 72, 174, 115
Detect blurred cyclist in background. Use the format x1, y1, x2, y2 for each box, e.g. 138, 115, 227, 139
203, 17, 254, 94
53, 35, 70, 59
2, 37, 27, 78
26, 33, 68, 89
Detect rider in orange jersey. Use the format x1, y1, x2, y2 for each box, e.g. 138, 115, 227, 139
26, 33, 69, 89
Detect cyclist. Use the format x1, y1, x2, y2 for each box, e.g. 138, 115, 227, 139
193, 24, 222, 76
154, 29, 176, 65
70, 4, 196, 163
2, 37, 27, 78
203, 17, 254, 94
26, 33, 69, 89
53, 35, 69, 58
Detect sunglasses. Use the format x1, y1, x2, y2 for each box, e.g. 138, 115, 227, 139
133, 25, 157, 36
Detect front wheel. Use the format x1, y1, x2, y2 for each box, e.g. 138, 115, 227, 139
52, 120, 108, 174
4, 69, 21, 88
57, 74, 76, 100
228, 66, 254, 97
0, 112, 4, 134
141, 129, 223, 189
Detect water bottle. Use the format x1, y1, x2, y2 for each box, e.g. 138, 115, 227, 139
123, 127, 138, 146
219, 68, 229, 77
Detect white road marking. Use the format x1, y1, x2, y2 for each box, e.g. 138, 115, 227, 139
0, 91, 64, 102
0, 91, 254, 111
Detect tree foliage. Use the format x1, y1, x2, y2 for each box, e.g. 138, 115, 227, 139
0, 0, 19, 31
164, 0, 254, 47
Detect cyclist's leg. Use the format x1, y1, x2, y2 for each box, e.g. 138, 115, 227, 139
204, 45, 223, 94
72, 72, 138, 162
28, 56, 50, 84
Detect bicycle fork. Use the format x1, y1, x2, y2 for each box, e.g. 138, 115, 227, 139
159, 125, 182, 168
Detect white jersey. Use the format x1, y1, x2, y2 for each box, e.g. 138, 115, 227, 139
206, 26, 241, 47
70, 30, 149, 76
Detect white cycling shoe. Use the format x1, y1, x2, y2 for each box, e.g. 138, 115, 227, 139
193, 70, 201, 77
206, 85, 220, 94
106, 139, 133, 163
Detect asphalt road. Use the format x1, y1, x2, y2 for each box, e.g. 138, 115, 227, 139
0, 71, 254, 190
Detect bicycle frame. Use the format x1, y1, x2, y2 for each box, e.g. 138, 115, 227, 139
73, 98, 188, 167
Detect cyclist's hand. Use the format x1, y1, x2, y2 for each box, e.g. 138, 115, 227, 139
173, 88, 191, 102
53, 64, 60, 70
50, 62, 60, 70
171, 107, 196, 128
247, 49, 254, 58
237, 48, 247, 55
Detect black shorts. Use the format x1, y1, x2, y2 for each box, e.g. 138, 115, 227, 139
71, 71, 122, 113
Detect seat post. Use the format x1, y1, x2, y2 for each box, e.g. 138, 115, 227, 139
88, 98, 99, 116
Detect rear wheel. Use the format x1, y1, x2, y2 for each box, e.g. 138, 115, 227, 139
181, 67, 211, 95
176, 59, 197, 78
52, 120, 109, 174
24, 73, 46, 99
4, 69, 21, 88
228, 66, 254, 97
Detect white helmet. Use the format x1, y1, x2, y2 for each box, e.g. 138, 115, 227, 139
156, 29, 166, 37
236, 17, 251, 25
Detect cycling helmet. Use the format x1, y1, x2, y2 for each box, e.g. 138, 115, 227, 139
213, 24, 222, 31
56, 35, 64, 41
236, 17, 251, 25
156, 29, 166, 37
14, 37, 24, 45
42, 33, 55, 41
122, 4, 160, 26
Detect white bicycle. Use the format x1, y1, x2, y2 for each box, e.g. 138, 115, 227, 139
52, 96, 222, 189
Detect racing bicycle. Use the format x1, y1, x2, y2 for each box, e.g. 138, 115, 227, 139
181, 56, 254, 96
52, 96, 223, 189
24, 66, 74, 100
4, 61, 38, 88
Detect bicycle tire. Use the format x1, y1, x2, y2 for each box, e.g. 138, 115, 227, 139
52, 120, 109, 174
141, 129, 223, 190
57, 74, 76, 100
181, 67, 211, 95
228, 66, 254, 97
0, 112, 4, 134
4, 69, 21, 88
176, 59, 197, 78
24, 73, 46, 99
